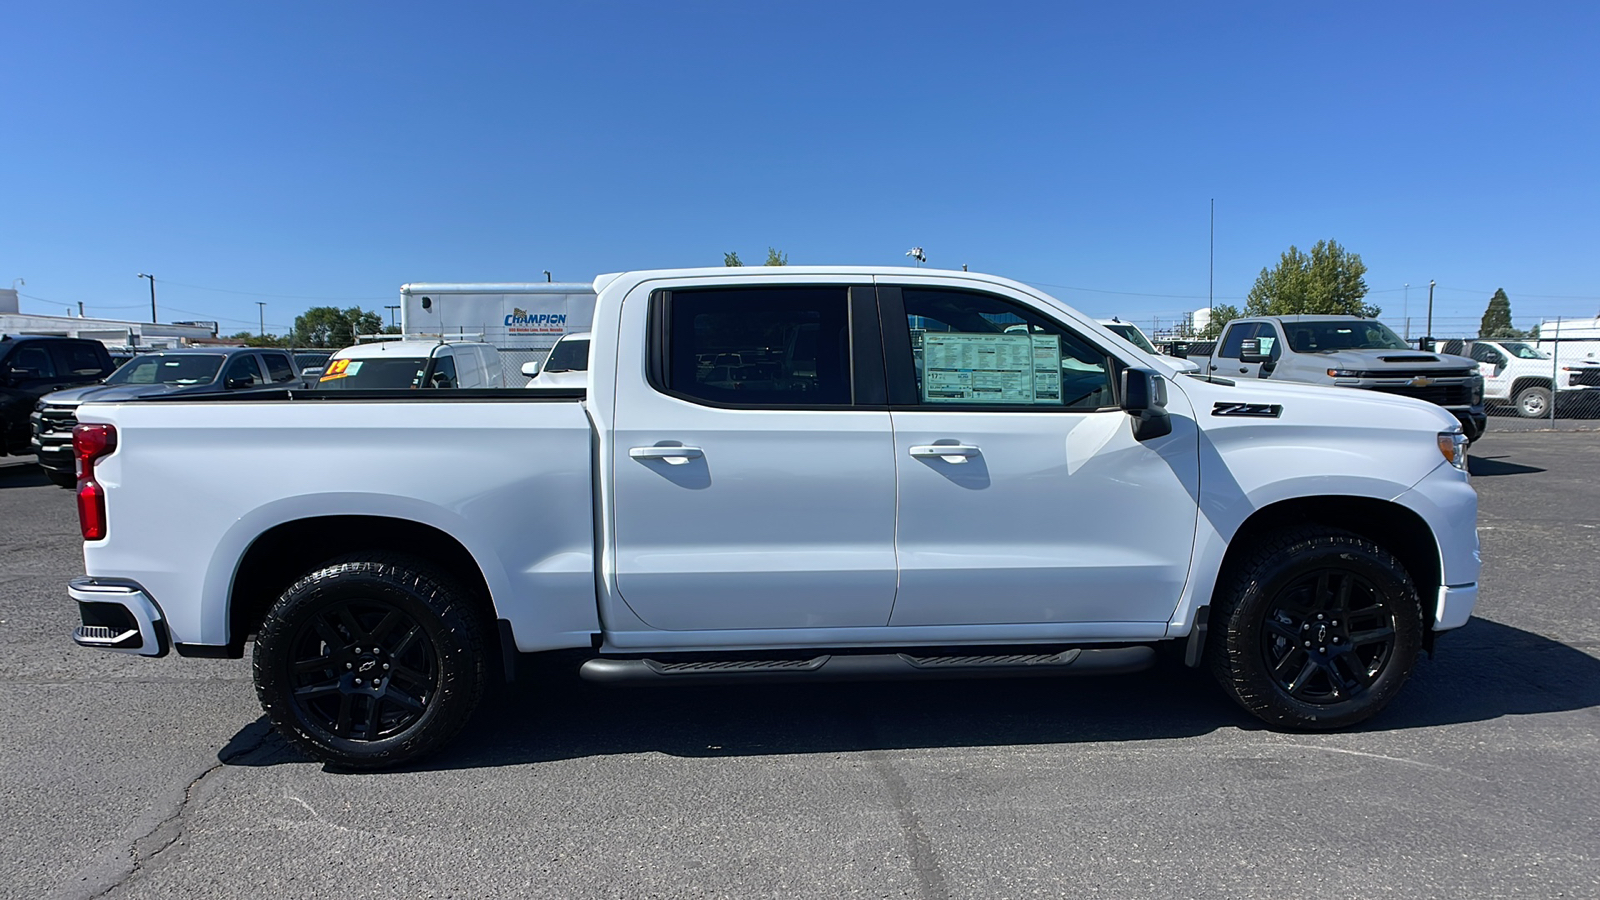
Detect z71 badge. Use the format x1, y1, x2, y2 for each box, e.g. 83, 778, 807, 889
1212, 402, 1283, 418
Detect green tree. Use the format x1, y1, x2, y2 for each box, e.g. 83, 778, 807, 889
1244, 239, 1375, 317
1198, 304, 1241, 340
764, 247, 788, 266
1478, 288, 1522, 338
723, 251, 743, 267
223, 331, 289, 348
290, 307, 384, 348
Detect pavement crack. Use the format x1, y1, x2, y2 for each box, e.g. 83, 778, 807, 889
52, 719, 278, 900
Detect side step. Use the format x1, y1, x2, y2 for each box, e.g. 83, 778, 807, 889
579, 646, 1155, 686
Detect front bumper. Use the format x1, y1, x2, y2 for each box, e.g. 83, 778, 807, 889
68, 577, 170, 657
1435, 583, 1478, 631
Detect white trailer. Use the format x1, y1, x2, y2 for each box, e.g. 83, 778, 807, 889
399, 282, 597, 385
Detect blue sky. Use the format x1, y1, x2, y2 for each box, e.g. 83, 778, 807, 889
3, 1, 1596, 336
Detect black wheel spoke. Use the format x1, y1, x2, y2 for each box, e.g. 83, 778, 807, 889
368, 609, 403, 644
294, 654, 336, 675
1334, 653, 1372, 689
391, 625, 422, 658
294, 679, 342, 699
1314, 571, 1331, 609
333, 693, 355, 737
336, 608, 370, 644
1333, 574, 1354, 614
386, 686, 426, 714
1272, 646, 1304, 677
1286, 657, 1319, 695
1348, 625, 1395, 647
1265, 619, 1301, 642
312, 617, 347, 652
361, 695, 382, 738
389, 663, 429, 688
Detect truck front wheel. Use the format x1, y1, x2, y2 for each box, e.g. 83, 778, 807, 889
1515, 385, 1551, 418
253, 555, 488, 769
1207, 528, 1422, 730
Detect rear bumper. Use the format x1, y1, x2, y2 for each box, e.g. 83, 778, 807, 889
68, 577, 170, 657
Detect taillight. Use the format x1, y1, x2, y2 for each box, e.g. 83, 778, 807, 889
73, 423, 116, 540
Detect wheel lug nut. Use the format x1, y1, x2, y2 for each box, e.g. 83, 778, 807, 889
353, 647, 361, 654
1303, 641, 1311, 648
382, 663, 390, 670
346, 663, 353, 670
354, 678, 362, 685
1332, 637, 1341, 644
1316, 614, 1324, 621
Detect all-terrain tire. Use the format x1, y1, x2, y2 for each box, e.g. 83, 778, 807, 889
1206, 527, 1423, 730
253, 555, 488, 769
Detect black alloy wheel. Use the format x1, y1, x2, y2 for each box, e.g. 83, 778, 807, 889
1258, 568, 1396, 705
254, 556, 487, 769
287, 598, 439, 743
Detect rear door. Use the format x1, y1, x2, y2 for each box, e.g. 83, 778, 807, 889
879, 283, 1200, 627
607, 282, 899, 632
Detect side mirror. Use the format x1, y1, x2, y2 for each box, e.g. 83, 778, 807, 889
520, 361, 540, 377
1121, 368, 1172, 441
224, 376, 253, 390
1239, 338, 1270, 364
1168, 342, 1189, 359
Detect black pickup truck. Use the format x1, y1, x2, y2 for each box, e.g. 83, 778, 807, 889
1, 336, 117, 467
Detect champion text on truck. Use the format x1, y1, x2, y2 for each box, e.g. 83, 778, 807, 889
65, 267, 1478, 768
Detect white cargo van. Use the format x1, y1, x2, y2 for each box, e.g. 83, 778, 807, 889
316, 339, 504, 390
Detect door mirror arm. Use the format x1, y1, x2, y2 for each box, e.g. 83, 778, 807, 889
1121, 368, 1172, 441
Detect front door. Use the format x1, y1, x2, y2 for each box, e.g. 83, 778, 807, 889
879, 284, 1200, 627
608, 283, 899, 632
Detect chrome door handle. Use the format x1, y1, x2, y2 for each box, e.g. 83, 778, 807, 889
909, 444, 981, 463
629, 446, 703, 465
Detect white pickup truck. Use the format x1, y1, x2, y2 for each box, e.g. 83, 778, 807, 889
66, 267, 1479, 768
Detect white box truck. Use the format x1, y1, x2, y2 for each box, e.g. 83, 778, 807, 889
399, 282, 597, 386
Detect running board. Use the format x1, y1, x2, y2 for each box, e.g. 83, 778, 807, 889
578, 646, 1155, 686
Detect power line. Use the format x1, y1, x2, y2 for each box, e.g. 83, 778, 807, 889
152, 277, 390, 301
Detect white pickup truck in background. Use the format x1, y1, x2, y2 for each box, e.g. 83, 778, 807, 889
65, 267, 1478, 768
1440, 338, 1600, 418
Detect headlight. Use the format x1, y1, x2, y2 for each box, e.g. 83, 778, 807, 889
1437, 431, 1469, 469
1327, 368, 1359, 377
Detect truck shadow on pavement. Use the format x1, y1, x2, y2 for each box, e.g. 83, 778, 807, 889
0, 465, 51, 489
1468, 456, 1546, 477
221, 616, 1598, 772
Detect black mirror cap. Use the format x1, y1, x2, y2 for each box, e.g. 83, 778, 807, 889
224, 376, 252, 390
1121, 368, 1173, 441
1238, 338, 1270, 364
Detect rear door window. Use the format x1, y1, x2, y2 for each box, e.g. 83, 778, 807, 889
51, 343, 108, 377
654, 287, 853, 407
260, 352, 296, 383
223, 354, 264, 387
7, 346, 56, 378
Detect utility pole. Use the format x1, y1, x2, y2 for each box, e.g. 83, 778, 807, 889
1208, 199, 1214, 313
385, 305, 400, 328
78, 301, 85, 317
1425, 280, 1436, 349
138, 273, 157, 323
257, 302, 267, 339
543, 270, 552, 283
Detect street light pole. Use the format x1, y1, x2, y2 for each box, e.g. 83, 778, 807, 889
257, 301, 267, 338
1426, 280, 1436, 349
137, 273, 157, 323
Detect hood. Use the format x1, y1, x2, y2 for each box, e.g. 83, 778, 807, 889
1299, 349, 1475, 372
1175, 371, 1462, 432
41, 382, 183, 407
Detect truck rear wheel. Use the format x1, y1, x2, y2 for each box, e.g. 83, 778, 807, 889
253, 555, 488, 769
1515, 385, 1551, 418
1207, 527, 1422, 730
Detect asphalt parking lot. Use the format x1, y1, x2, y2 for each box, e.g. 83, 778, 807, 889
2, 431, 1597, 900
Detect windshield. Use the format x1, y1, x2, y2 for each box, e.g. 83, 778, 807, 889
1499, 342, 1549, 360
543, 337, 590, 373
294, 352, 332, 369
317, 357, 430, 389
1284, 321, 1409, 352
1104, 323, 1157, 354
106, 354, 224, 386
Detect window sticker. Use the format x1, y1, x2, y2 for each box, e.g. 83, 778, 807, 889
922, 332, 1063, 404
1257, 335, 1276, 356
